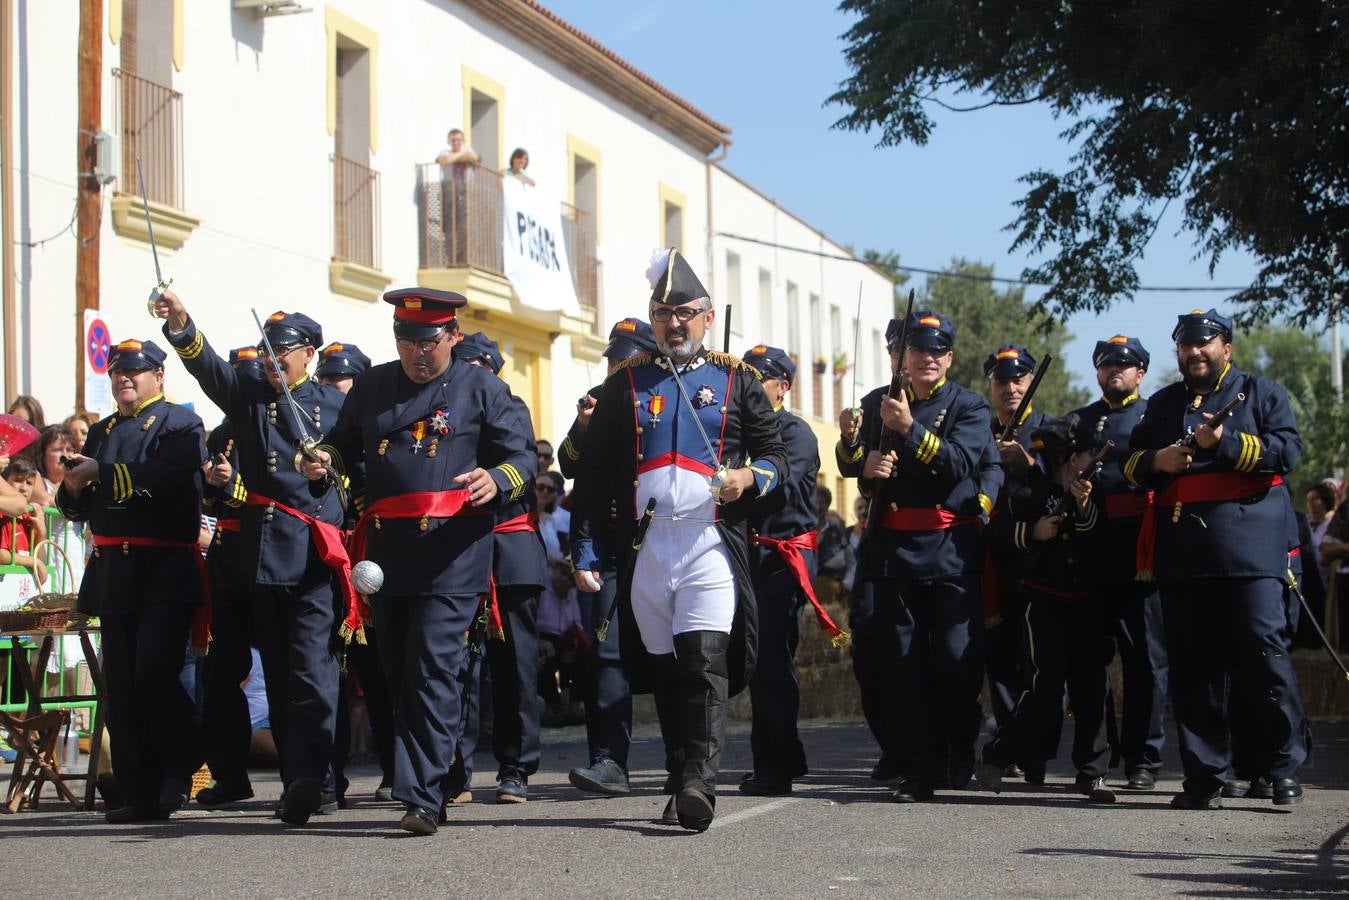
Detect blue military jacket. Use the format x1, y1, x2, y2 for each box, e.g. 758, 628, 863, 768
322, 357, 536, 598
839, 378, 1001, 581
988, 476, 1102, 596
166, 320, 348, 586
1073, 393, 1149, 585
202, 417, 252, 586
750, 406, 820, 577
56, 395, 206, 614
984, 407, 1051, 593
490, 394, 548, 591
1125, 363, 1301, 580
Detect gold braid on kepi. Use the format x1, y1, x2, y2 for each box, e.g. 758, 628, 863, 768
704, 350, 761, 379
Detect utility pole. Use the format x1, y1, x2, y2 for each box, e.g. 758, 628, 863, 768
75, 0, 102, 414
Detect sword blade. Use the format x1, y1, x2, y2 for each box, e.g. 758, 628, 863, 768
251, 308, 316, 447
663, 354, 721, 466
135, 156, 165, 287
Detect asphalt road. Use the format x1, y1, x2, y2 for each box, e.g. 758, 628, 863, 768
2, 718, 1346, 897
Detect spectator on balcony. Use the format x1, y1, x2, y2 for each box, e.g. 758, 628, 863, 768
435, 129, 480, 266
505, 148, 536, 187
64, 414, 91, 453
7, 394, 46, 429
435, 128, 480, 168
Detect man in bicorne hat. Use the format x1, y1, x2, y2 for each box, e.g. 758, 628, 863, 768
570, 248, 789, 832
303, 290, 535, 836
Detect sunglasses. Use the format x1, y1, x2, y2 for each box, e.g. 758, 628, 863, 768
649, 305, 708, 323
535, 484, 557, 494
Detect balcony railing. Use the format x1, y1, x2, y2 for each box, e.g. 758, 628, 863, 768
113, 68, 183, 208
417, 161, 600, 319
333, 154, 381, 270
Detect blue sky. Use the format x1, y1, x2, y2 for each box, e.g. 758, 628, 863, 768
551, 0, 1263, 396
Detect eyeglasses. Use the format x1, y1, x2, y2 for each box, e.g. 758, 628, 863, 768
258, 343, 303, 362
649, 305, 708, 323
396, 335, 451, 355
535, 484, 557, 494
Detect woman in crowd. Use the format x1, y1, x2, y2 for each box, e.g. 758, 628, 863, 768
6, 394, 45, 429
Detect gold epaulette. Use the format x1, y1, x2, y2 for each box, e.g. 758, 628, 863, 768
704, 350, 761, 379
609, 352, 653, 374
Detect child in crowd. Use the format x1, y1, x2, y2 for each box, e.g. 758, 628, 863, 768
537, 557, 589, 726
0, 454, 48, 585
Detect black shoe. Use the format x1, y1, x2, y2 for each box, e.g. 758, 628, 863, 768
157, 776, 189, 815
496, 774, 528, 804
1003, 764, 1024, 778
1077, 774, 1116, 804
568, 759, 630, 796
1221, 778, 1252, 799
659, 795, 680, 826
105, 804, 171, 824
739, 774, 791, 796
399, 805, 438, 836
374, 785, 394, 803
196, 777, 255, 808
890, 777, 935, 803
96, 773, 126, 812
278, 777, 323, 825
1272, 778, 1303, 806
1170, 790, 1221, 810
676, 787, 716, 832
973, 759, 1003, 794
1022, 761, 1046, 785
870, 756, 902, 783
318, 788, 339, 815
1125, 770, 1156, 791
1247, 777, 1275, 800
946, 763, 974, 790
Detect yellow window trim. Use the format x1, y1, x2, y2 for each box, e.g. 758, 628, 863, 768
325, 6, 380, 154
566, 133, 603, 245
110, 0, 185, 70
461, 65, 506, 172
658, 182, 686, 249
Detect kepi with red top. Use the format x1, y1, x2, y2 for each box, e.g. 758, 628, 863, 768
384, 287, 467, 340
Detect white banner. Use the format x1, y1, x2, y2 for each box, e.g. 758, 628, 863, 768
501, 179, 580, 316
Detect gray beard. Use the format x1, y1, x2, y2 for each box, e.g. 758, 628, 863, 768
658, 333, 704, 364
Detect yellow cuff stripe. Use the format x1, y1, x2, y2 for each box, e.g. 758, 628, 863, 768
748, 464, 775, 491
561, 436, 581, 461
1076, 503, 1097, 531
1235, 432, 1261, 473
1014, 521, 1027, 551
836, 440, 864, 464
977, 493, 993, 516
113, 463, 132, 502
354, 494, 366, 514
175, 332, 205, 360
1123, 450, 1146, 486
915, 430, 940, 465
224, 474, 248, 507
497, 463, 526, 501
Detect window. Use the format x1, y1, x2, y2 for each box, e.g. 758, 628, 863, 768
786, 282, 800, 411
461, 67, 505, 172
758, 268, 773, 345
566, 136, 603, 317
659, 183, 686, 250
810, 294, 822, 418
873, 327, 884, 383
831, 305, 844, 414
332, 32, 378, 269
115, 0, 181, 208
725, 251, 742, 345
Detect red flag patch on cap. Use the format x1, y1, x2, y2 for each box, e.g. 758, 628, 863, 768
751, 345, 768, 354
267, 311, 286, 322
919, 316, 941, 327
615, 320, 637, 333
116, 339, 142, 351
236, 347, 259, 359
323, 342, 345, 354
996, 348, 1019, 360
1108, 335, 1128, 344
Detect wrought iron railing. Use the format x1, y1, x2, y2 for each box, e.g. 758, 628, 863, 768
333, 154, 381, 269
113, 68, 183, 208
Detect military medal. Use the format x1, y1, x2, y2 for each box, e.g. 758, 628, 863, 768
411, 419, 427, 453
648, 394, 664, 428
430, 408, 450, 435
695, 385, 716, 408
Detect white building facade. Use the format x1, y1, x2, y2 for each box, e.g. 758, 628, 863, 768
2, 0, 893, 510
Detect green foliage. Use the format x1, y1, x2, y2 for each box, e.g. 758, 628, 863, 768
830, 1, 1349, 327
1233, 324, 1349, 495
922, 258, 1092, 416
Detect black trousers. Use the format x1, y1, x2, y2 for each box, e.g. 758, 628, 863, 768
1100, 581, 1168, 773
101, 603, 201, 809
985, 590, 1111, 777
583, 568, 633, 769
984, 589, 1029, 730
483, 585, 541, 779
374, 593, 476, 811
201, 553, 252, 783
864, 575, 985, 783
1161, 577, 1310, 797
849, 575, 899, 766
250, 568, 341, 790
747, 557, 808, 781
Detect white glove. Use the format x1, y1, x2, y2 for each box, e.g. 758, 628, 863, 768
574, 568, 603, 593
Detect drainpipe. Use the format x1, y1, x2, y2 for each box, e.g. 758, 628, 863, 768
1, 0, 16, 405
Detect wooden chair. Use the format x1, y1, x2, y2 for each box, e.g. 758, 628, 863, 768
2, 708, 81, 812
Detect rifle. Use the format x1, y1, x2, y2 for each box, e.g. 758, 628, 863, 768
456, 595, 492, 743
1047, 440, 1114, 519
862, 288, 915, 538
999, 354, 1054, 443
723, 304, 732, 353
596, 498, 658, 643
1179, 392, 1245, 449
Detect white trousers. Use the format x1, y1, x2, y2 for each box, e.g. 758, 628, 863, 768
630, 520, 735, 655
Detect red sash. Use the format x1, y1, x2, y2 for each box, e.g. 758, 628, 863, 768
248, 493, 361, 642
484, 511, 539, 640
1022, 579, 1090, 601
1135, 471, 1283, 581
753, 530, 849, 646
214, 519, 241, 533
346, 489, 483, 635
93, 535, 212, 651
879, 507, 977, 531
1104, 492, 1149, 519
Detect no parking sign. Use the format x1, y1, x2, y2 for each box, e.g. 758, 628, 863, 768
84, 310, 114, 416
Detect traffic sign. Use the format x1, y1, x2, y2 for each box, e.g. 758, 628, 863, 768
87, 317, 111, 374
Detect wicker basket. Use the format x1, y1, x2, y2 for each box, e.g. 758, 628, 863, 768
0, 541, 79, 632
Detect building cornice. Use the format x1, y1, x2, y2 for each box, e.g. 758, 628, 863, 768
457, 0, 732, 155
